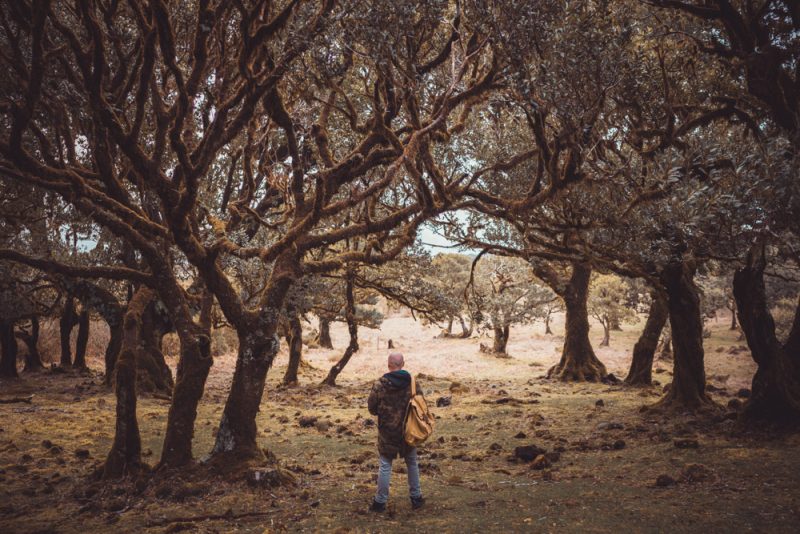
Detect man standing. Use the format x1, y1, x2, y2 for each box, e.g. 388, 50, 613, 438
367, 352, 425, 512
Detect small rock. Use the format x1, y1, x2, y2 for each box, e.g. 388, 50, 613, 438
514, 431, 527, 439
513, 445, 546, 462
655, 474, 676, 487
736, 388, 751, 399
246, 467, 297, 488
488, 443, 503, 451
727, 398, 743, 410
673, 438, 699, 449
612, 440, 626, 450
681, 463, 714, 483
41, 440, 53, 449
595, 399, 605, 408
544, 451, 561, 463
596, 422, 624, 431
436, 396, 452, 407
315, 420, 331, 432
298, 416, 318, 428
75, 449, 90, 459
155, 484, 173, 499
531, 454, 550, 470
105, 499, 126, 512
602, 374, 621, 385
278, 415, 289, 424
363, 419, 375, 428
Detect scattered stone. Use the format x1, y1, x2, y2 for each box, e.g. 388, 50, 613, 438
436, 396, 452, 407
673, 438, 699, 449
363, 419, 375, 428
49, 445, 64, 455
155, 484, 173, 499
449, 382, 469, 393
315, 420, 331, 432
173, 483, 210, 501
488, 443, 503, 451
544, 451, 561, 463
612, 440, 626, 450
655, 474, 676, 487
514, 431, 527, 439
595, 399, 605, 408
596, 422, 624, 431
736, 388, 751, 399
41, 440, 53, 449
75, 449, 90, 459
20, 454, 33, 463
531, 454, 550, 470
246, 467, 297, 488
105, 499, 126, 512
513, 445, 546, 462
681, 463, 714, 483
602, 374, 621, 385
298, 416, 318, 428
277, 415, 289, 424
727, 398, 743, 410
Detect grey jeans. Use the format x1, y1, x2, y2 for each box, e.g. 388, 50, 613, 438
374, 448, 422, 504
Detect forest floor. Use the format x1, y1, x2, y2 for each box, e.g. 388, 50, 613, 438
1, 313, 799, 533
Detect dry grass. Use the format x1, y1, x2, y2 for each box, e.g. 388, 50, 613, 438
0, 312, 798, 533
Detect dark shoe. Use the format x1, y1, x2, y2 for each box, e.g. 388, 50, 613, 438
369, 499, 386, 512
411, 496, 425, 510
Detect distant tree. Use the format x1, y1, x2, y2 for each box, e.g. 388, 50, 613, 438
471, 255, 555, 355
588, 274, 639, 348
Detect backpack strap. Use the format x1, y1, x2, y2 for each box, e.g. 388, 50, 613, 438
410, 374, 416, 397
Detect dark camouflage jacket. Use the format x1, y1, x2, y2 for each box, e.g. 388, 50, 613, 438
367, 370, 422, 459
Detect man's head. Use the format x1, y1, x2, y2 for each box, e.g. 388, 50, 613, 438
387, 352, 404, 371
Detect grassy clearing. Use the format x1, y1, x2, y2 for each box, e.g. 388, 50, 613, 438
0, 317, 798, 533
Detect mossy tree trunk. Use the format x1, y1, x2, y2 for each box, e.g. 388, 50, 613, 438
209, 252, 297, 464
73, 310, 90, 370
59, 294, 78, 368
625, 293, 668, 386
492, 324, 509, 354
283, 310, 303, 386
654, 261, 713, 410
546, 263, 607, 381
103, 287, 153, 479
0, 319, 18, 378
19, 317, 44, 372
158, 287, 214, 469
733, 244, 800, 422
317, 317, 333, 349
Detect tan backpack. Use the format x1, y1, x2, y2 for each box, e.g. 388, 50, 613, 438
404, 374, 434, 447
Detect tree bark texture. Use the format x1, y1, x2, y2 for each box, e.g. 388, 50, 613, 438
547, 263, 607, 381
733, 244, 800, 421
158, 278, 214, 469
316, 317, 333, 349
103, 287, 153, 479
492, 324, 509, 354
282, 311, 303, 386
0, 319, 18, 378
625, 294, 668, 386
73, 310, 90, 369
655, 261, 712, 410
209, 252, 297, 463
323, 272, 359, 386
19, 317, 44, 372
59, 294, 77, 367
